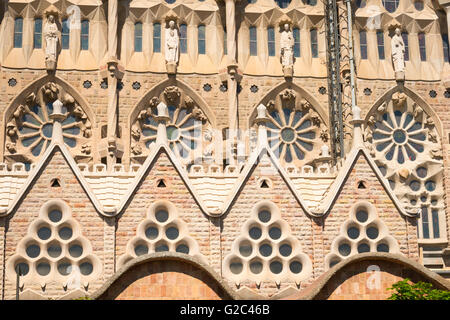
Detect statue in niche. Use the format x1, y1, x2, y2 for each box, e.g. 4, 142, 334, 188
280, 23, 294, 77
391, 28, 405, 80
43, 14, 59, 71
165, 20, 179, 74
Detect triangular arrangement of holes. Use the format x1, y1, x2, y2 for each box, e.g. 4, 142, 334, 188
223, 202, 312, 286
6, 200, 101, 289
118, 201, 205, 267
324, 201, 400, 269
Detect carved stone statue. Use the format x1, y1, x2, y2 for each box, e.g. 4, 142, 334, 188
43, 14, 59, 71
391, 28, 405, 80
165, 20, 179, 74
280, 23, 294, 77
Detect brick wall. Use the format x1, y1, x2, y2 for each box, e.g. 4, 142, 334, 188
99, 259, 229, 300
315, 259, 446, 300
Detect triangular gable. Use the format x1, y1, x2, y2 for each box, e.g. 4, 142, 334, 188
0, 142, 104, 217
220, 146, 315, 217
115, 143, 211, 216
316, 147, 417, 218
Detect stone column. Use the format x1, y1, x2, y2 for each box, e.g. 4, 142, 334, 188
106, 0, 119, 169
49, 99, 66, 143
225, 0, 239, 162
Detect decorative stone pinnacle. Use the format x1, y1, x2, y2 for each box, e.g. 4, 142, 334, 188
50, 99, 65, 143
155, 102, 170, 145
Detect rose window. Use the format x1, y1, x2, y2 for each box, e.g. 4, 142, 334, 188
141, 106, 202, 159
130, 86, 214, 164
4, 82, 93, 165
267, 107, 318, 164
372, 110, 427, 164
18, 104, 81, 158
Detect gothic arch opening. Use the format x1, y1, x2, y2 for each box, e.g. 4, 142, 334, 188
128, 78, 216, 165
1, 75, 97, 167
248, 82, 330, 167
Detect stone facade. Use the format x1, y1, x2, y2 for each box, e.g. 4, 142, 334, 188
0, 0, 449, 300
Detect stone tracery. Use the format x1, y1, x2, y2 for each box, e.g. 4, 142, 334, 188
4, 82, 94, 166
130, 86, 214, 165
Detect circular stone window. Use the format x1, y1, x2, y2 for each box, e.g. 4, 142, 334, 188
377, 243, 389, 252
338, 243, 351, 256
15, 262, 29, 276
356, 210, 368, 223
58, 262, 72, 276
289, 260, 302, 274
268, 226, 282, 240
259, 243, 273, 257
47, 244, 62, 258
145, 226, 159, 240
48, 209, 62, 223
281, 127, 296, 143
58, 227, 73, 240
249, 227, 262, 240
80, 262, 93, 275
409, 180, 421, 191
26, 244, 41, 258
258, 210, 271, 223
176, 244, 189, 254
269, 260, 283, 274
134, 244, 148, 256
347, 227, 360, 239
414, 0, 424, 10
155, 210, 169, 223
36, 262, 51, 276
230, 261, 243, 275
416, 167, 428, 178
165, 227, 179, 240
38, 227, 52, 241
239, 242, 253, 257
69, 244, 83, 258
366, 226, 379, 240
393, 129, 407, 144
279, 243, 292, 257
155, 244, 169, 252
357, 243, 370, 253
250, 261, 263, 274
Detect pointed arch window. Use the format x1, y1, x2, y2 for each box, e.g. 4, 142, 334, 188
34, 18, 43, 49
223, 27, 227, 55
80, 20, 89, 50
418, 32, 426, 61
293, 27, 300, 57
153, 22, 161, 52
198, 25, 206, 55
359, 30, 367, 60
401, 31, 409, 61
250, 26, 257, 56
134, 22, 142, 52
310, 28, 318, 58
14, 17, 23, 48
180, 24, 187, 54
61, 19, 70, 50
268, 27, 275, 57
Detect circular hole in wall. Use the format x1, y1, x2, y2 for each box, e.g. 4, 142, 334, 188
155, 210, 169, 223
47, 243, 62, 258
269, 260, 283, 274
338, 243, 351, 256
356, 210, 368, 223
347, 226, 360, 239
165, 226, 179, 240
145, 226, 159, 240
249, 260, 263, 274
376, 243, 389, 252
409, 180, 421, 191
425, 180, 436, 192
155, 242, 169, 252
57, 262, 72, 276
69, 244, 83, 258
259, 243, 273, 257
357, 243, 370, 253
79, 261, 93, 276
48, 209, 62, 223
176, 244, 190, 254
134, 244, 148, 256
37, 226, 52, 240
289, 260, 303, 274
239, 241, 253, 257
268, 226, 282, 240
279, 243, 292, 257
366, 226, 379, 240
26, 244, 41, 258
249, 226, 262, 240
416, 167, 428, 178
58, 226, 73, 241
15, 262, 30, 276
36, 261, 51, 276
230, 261, 243, 275
258, 210, 271, 223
